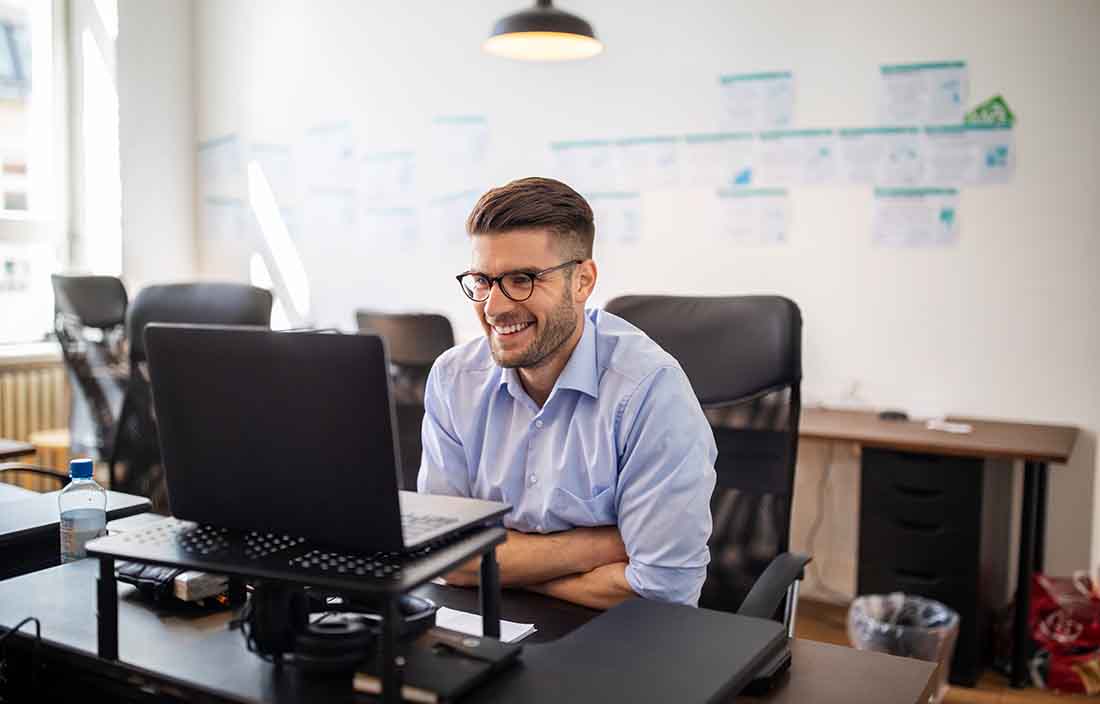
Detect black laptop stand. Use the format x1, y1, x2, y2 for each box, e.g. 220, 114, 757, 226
87, 518, 507, 704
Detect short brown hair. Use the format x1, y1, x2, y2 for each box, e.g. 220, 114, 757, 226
465, 177, 594, 260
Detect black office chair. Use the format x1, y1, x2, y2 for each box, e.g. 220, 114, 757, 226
355, 311, 455, 491
109, 283, 274, 509
604, 294, 809, 634
51, 275, 130, 461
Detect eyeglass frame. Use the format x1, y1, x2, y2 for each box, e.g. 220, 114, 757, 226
455, 259, 585, 303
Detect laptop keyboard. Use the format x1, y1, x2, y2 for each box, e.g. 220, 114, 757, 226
401, 512, 459, 542
107, 515, 474, 582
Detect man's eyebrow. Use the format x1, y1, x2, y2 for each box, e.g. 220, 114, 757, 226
471, 267, 541, 277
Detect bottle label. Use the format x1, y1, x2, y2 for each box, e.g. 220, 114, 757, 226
60, 508, 107, 563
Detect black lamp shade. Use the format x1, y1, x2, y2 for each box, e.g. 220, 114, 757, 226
484, 1, 603, 61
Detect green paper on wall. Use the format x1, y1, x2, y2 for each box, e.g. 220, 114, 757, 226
965, 95, 1015, 126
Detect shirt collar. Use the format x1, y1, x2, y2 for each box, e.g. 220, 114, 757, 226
496, 314, 599, 401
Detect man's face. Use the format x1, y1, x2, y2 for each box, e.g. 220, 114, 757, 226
469, 229, 581, 369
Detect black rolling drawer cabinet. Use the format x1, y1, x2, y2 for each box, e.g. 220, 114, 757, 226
858, 448, 1013, 686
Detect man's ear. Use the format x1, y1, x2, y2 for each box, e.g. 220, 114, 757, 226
574, 259, 598, 304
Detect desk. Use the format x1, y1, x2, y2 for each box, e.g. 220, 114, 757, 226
0, 490, 151, 580
0, 561, 937, 703
800, 407, 1078, 687
0, 438, 35, 461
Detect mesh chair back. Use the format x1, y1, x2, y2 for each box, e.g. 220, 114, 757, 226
604, 295, 802, 612
112, 283, 274, 508
51, 275, 129, 459
356, 311, 456, 490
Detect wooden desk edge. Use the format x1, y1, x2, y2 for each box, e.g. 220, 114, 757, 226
799, 409, 1079, 464
798, 430, 1074, 464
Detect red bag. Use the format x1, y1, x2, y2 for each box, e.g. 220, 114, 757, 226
1029, 573, 1100, 694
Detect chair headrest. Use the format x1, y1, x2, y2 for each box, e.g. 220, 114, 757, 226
51, 275, 128, 329
355, 311, 455, 367
604, 295, 801, 406
127, 283, 273, 361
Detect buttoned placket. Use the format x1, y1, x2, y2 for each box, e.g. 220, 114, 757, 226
528, 411, 545, 531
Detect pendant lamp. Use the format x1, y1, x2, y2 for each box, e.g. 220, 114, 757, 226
483, 0, 603, 62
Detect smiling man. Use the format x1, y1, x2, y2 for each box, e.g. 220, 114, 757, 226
417, 177, 717, 609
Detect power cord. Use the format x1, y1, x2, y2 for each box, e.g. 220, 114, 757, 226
803, 443, 851, 604
0, 616, 42, 695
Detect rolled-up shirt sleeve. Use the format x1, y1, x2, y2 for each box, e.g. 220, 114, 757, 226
416, 362, 471, 497
614, 366, 717, 606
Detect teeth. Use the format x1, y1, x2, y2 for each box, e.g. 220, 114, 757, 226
494, 321, 531, 335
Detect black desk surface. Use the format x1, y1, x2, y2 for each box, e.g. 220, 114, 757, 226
0, 562, 936, 704
0, 490, 151, 548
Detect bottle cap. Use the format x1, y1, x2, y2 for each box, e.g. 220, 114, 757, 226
69, 458, 94, 479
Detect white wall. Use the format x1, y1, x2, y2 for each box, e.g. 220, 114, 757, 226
193, 0, 1100, 583
117, 0, 196, 290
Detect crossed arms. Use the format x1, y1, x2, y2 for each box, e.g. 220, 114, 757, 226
442, 526, 637, 610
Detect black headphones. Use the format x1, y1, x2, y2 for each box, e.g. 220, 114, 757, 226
237, 581, 437, 676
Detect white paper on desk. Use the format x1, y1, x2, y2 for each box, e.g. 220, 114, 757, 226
434, 607, 537, 644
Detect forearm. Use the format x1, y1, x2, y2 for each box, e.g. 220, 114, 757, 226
526, 562, 637, 610
444, 527, 626, 587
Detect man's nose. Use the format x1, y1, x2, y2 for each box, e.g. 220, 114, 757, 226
483, 282, 514, 319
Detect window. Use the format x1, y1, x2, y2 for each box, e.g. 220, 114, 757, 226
0, 0, 66, 345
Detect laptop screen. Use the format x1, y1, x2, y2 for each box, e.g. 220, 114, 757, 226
143, 325, 406, 552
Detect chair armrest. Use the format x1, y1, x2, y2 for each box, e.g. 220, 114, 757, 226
737, 552, 812, 621
0, 463, 71, 488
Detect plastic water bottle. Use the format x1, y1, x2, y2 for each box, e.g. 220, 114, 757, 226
58, 458, 107, 563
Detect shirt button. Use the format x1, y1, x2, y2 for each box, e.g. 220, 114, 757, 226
528, 474, 538, 487
534, 419, 544, 429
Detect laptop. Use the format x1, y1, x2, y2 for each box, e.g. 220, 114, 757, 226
143, 323, 508, 553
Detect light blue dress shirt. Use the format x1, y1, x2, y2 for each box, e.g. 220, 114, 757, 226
417, 308, 717, 606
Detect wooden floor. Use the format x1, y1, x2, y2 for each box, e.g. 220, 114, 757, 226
794, 599, 1091, 703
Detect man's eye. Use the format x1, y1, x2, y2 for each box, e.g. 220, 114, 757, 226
507, 274, 532, 288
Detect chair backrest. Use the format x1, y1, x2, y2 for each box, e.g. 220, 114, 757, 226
111, 283, 273, 508
127, 283, 274, 363
355, 311, 456, 490
355, 311, 456, 367
604, 294, 802, 613
52, 275, 128, 329
51, 275, 130, 458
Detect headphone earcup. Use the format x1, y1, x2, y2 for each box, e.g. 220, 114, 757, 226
248, 583, 308, 656
294, 619, 374, 675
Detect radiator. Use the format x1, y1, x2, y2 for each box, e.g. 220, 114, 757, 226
0, 352, 70, 490
0, 358, 69, 441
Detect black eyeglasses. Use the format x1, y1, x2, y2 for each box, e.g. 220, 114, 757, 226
456, 260, 584, 303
